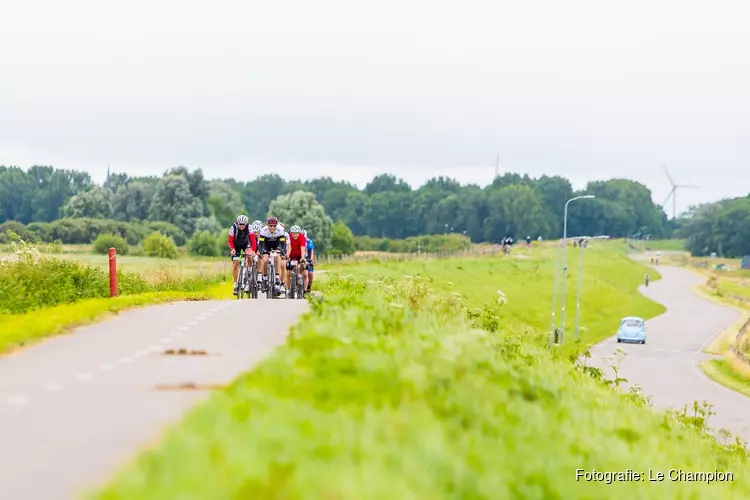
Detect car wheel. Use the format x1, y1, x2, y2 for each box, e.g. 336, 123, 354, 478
617, 338, 621, 343
641, 340, 646, 344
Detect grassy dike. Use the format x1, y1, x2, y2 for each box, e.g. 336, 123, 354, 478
93, 244, 750, 499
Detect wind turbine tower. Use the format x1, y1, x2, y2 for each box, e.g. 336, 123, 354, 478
661, 164, 700, 219
494, 153, 500, 178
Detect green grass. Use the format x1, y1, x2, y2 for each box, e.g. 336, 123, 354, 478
92, 245, 750, 499
643, 239, 686, 251
51, 252, 230, 280
326, 242, 665, 355
701, 359, 750, 398
0, 280, 233, 355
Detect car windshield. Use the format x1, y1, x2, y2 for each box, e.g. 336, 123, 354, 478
621, 319, 643, 327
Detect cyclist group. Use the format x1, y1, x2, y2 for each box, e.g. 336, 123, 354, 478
227, 215, 315, 298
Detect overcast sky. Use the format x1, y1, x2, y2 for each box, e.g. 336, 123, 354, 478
2, 0, 748, 215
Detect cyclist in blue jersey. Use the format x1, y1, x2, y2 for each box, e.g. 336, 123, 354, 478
302, 229, 315, 293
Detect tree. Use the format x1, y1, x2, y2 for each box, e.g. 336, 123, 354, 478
268, 190, 333, 254
207, 180, 245, 226
148, 174, 203, 235
63, 186, 113, 219
110, 181, 154, 221
330, 221, 356, 256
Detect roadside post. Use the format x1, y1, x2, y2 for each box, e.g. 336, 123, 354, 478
108, 247, 118, 297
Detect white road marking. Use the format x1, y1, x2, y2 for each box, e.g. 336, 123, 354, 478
169, 331, 183, 338
99, 363, 116, 371
6, 395, 29, 406
45, 382, 64, 392
118, 357, 134, 363
148, 345, 162, 353
186, 321, 199, 326
209, 308, 220, 313
76, 373, 93, 381
134, 350, 149, 357
160, 337, 174, 344
178, 326, 191, 332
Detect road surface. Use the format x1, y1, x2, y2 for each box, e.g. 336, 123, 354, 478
589, 264, 750, 442
0, 298, 308, 500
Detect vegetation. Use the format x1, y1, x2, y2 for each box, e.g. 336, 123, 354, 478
355, 233, 473, 254
93, 251, 749, 499
92, 233, 129, 255
1, 166, 672, 249
677, 195, 750, 258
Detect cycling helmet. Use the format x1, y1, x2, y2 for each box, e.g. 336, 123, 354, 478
267, 216, 278, 225
289, 225, 301, 233
236, 215, 249, 225
302, 230, 307, 237
252, 220, 263, 231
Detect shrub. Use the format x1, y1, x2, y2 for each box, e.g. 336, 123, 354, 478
144, 221, 187, 246
91, 233, 129, 255
143, 232, 178, 259
188, 231, 220, 257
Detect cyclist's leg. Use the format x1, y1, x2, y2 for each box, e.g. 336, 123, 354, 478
284, 258, 293, 290
307, 265, 314, 291
231, 251, 239, 292
260, 253, 269, 279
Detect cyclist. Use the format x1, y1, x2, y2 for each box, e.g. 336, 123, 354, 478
525, 235, 531, 249
258, 216, 287, 295
303, 229, 315, 293
285, 225, 307, 293
644, 272, 650, 287
227, 215, 257, 295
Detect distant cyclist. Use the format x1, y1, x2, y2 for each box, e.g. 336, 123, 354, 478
644, 272, 650, 287
525, 235, 531, 249
258, 217, 287, 295
303, 229, 315, 293
227, 215, 257, 295
285, 225, 307, 293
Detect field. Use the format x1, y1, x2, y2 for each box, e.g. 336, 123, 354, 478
91, 242, 750, 499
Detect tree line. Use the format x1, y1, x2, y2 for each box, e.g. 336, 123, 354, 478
0, 164, 674, 245
677, 194, 750, 258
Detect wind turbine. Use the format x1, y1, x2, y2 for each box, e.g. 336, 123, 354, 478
661, 164, 700, 219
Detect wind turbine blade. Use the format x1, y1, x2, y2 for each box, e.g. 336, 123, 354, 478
663, 188, 675, 206
662, 163, 676, 187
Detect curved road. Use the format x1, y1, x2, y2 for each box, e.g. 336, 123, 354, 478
590, 263, 750, 442
0, 298, 307, 499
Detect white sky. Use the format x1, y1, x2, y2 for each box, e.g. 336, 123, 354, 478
1, 0, 749, 215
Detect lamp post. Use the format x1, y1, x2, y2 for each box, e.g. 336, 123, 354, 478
574, 237, 586, 340
558, 195, 595, 344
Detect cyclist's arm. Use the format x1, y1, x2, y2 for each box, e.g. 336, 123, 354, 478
227, 226, 236, 251
250, 232, 258, 253
279, 235, 287, 256
258, 235, 266, 253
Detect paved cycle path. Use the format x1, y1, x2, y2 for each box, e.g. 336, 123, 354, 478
589, 263, 750, 442
0, 298, 308, 500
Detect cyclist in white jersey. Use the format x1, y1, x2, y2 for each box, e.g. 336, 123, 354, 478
258, 217, 287, 295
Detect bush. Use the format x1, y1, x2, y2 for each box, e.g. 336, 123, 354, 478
0, 221, 34, 243
188, 231, 220, 257
143, 232, 178, 259
144, 221, 187, 246
91, 233, 129, 255
330, 221, 356, 256
0, 257, 109, 314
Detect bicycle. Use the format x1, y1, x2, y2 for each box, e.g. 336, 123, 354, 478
249, 254, 260, 299
287, 258, 307, 299
233, 249, 250, 300
266, 249, 281, 299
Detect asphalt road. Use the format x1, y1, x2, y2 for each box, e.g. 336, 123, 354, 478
0, 297, 308, 500
589, 263, 750, 443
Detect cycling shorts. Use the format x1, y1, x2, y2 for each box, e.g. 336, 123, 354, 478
261, 239, 283, 254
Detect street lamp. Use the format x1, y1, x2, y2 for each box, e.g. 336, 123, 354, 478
549, 195, 596, 347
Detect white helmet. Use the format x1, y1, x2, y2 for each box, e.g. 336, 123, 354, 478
251, 220, 263, 232
289, 225, 302, 233
302, 230, 307, 237
236, 215, 249, 225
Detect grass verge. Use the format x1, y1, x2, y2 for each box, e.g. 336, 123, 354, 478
92, 251, 750, 499
701, 358, 750, 398
0, 280, 232, 355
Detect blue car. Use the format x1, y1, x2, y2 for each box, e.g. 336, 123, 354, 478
616, 316, 647, 344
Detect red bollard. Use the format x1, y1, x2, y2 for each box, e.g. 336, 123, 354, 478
108, 247, 118, 297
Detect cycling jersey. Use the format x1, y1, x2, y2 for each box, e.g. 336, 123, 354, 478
288, 234, 307, 260
259, 225, 287, 254
305, 238, 315, 260
227, 223, 257, 252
